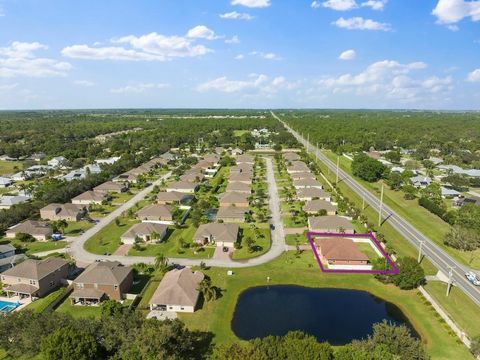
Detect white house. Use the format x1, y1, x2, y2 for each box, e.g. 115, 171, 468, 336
47, 156, 66, 168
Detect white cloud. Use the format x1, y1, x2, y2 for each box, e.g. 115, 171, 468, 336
467, 69, 480, 82
220, 11, 254, 20
0, 41, 71, 78
73, 80, 94, 87
339, 49, 356, 60
432, 0, 480, 25
62, 30, 212, 61
361, 0, 387, 10
317, 59, 452, 103
231, 0, 271, 8
0, 83, 17, 91
235, 54, 245, 60
225, 35, 240, 44
311, 1, 321, 8
110, 83, 169, 94
322, 0, 358, 11
333, 17, 391, 30
186, 25, 220, 40
250, 51, 282, 60
197, 74, 296, 94
0, 6, 4, 16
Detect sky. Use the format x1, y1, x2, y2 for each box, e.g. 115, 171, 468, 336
0, 0, 479, 110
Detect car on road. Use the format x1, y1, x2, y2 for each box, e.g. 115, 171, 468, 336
270, 224, 275, 230
465, 271, 480, 286
222, 246, 229, 253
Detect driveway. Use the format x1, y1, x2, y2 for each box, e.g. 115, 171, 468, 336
213, 246, 232, 261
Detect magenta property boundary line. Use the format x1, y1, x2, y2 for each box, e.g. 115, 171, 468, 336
307, 232, 400, 275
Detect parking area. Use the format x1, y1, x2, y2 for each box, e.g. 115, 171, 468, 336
213, 245, 232, 261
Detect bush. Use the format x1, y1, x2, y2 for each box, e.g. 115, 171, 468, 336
16, 232, 35, 243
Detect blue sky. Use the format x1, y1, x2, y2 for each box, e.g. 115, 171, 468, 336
0, 0, 479, 109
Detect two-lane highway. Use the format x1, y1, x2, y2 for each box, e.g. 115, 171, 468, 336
271, 110, 480, 307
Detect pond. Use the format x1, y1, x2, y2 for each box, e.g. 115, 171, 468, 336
231, 285, 417, 345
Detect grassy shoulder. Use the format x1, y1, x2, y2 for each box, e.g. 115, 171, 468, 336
179, 251, 472, 360
323, 150, 480, 269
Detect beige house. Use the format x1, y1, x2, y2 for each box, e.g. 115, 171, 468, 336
180, 172, 204, 183
308, 215, 355, 234
225, 182, 251, 194
94, 181, 127, 194
157, 191, 191, 205
1, 258, 69, 299
166, 181, 198, 194
149, 268, 204, 313
293, 178, 323, 190
229, 173, 253, 184
217, 206, 247, 223
137, 204, 173, 222
290, 172, 316, 181
5, 220, 53, 241
284, 152, 301, 161
236, 154, 255, 165
193, 223, 239, 247
287, 161, 310, 173
230, 165, 253, 175
40, 203, 86, 222
297, 188, 331, 202
70, 261, 133, 305
72, 190, 109, 205
120, 222, 168, 244
303, 199, 337, 215
218, 192, 249, 208
113, 172, 138, 183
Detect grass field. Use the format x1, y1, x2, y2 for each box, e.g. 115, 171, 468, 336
56, 301, 102, 319
63, 220, 94, 236
5, 239, 67, 255
178, 251, 472, 360
24, 288, 66, 313
322, 150, 480, 269
356, 242, 381, 262
285, 233, 307, 246
0, 160, 22, 175
232, 226, 271, 260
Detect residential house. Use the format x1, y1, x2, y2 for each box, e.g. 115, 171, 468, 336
180, 171, 204, 183
218, 192, 249, 208
217, 206, 247, 223
308, 216, 355, 234
137, 204, 173, 222
113, 172, 138, 183
315, 237, 369, 266
297, 188, 331, 202
156, 191, 192, 205
166, 181, 198, 194
0, 177, 12, 188
70, 261, 133, 305
303, 200, 337, 215
94, 157, 121, 165
287, 161, 310, 174
229, 173, 253, 185
225, 182, 251, 194
293, 178, 323, 190
290, 172, 316, 181
193, 223, 239, 247
284, 152, 301, 162
47, 156, 66, 168
231, 148, 243, 156
0, 244, 25, 273
149, 268, 204, 313
1, 257, 69, 299
0, 195, 30, 209
454, 196, 480, 207
441, 187, 460, 199
28, 152, 46, 162
40, 203, 86, 222
72, 191, 109, 205
94, 181, 127, 194
120, 222, 168, 245
230, 165, 253, 175
410, 175, 432, 188
236, 154, 255, 165
5, 220, 53, 241
62, 169, 86, 182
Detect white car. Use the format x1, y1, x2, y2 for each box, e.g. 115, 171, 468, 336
465, 271, 480, 286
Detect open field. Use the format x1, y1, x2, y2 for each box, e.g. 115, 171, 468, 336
0, 160, 22, 175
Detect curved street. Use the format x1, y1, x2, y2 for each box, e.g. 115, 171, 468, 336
67, 157, 287, 268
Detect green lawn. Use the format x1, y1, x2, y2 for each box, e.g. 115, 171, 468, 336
111, 192, 135, 205
63, 220, 94, 236
56, 301, 102, 319
232, 226, 271, 260
356, 242, 381, 262
84, 217, 139, 255
0, 160, 22, 175
285, 233, 308, 246
24, 287, 66, 313
323, 150, 480, 269
424, 281, 480, 339
179, 251, 472, 360
282, 215, 307, 228
233, 130, 250, 137
6, 239, 67, 255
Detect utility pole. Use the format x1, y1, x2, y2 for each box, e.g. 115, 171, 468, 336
336, 156, 340, 184
446, 267, 454, 296
418, 241, 425, 263
378, 184, 384, 227
362, 195, 365, 211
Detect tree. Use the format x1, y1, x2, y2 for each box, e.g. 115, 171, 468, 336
444, 226, 480, 253
198, 277, 217, 302
393, 257, 425, 290
15, 232, 35, 242
351, 154, 386, 182
471, 335, 480, 358
386, 171, 403, 190
154, 253, 169, 273
52, 219, 68, 234
40, 325, 98, 360
101, 299, 124, 317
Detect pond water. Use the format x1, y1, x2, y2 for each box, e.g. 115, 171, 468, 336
231, 285, 417, 345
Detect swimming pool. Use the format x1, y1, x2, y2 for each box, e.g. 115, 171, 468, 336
0, 300, 20, 313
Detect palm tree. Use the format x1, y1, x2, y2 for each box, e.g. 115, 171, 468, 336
53, 219, 68, 234
198, 278, 217, 302
154, 253, 169, 273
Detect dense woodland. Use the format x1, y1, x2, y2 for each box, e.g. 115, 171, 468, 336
282, 110, 480, 167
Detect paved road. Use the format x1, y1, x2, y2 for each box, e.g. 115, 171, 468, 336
68, 157, 286, 268
271, 110, 480, 307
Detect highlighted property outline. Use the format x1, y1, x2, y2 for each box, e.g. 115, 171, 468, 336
307, 232, 400, 275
